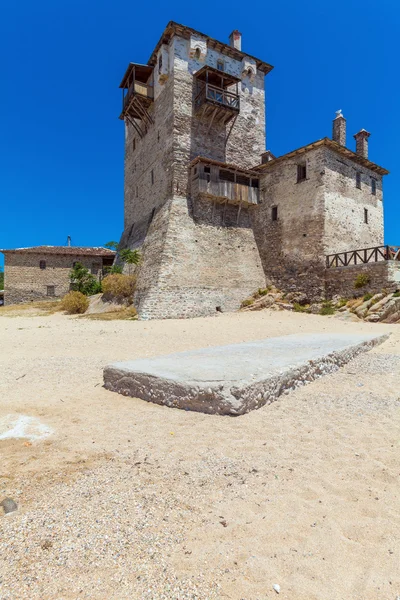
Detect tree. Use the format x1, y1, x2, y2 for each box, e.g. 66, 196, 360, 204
70, 262, 101, 296
0, 267, 4, 290
104, 241, 119, 251
119, 248, 141, 275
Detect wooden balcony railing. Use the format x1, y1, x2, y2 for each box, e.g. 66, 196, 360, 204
195, 83, 240, 112
196, 175, 259, 205
326, 245, 400, 268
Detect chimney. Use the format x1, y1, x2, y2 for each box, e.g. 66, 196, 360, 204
332, 110, 346, 146
229, 30, 242, 51
354, 129, 371, 159
261, 150, 276, 164
67, 235, 71, 247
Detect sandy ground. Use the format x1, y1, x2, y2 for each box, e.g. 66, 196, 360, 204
0, 309, 399, 600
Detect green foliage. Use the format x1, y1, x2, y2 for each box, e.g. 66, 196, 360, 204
241, 298, 254, 308
320, 301, 335, 316
104, 241, 119, 251
363, 293, 373, 301
0, 267, 4, 290
70, 262, 102, 296
335, 298, 348, 309
104, 264, 123, 275
293, 302, 308, 313
102, 274, 136, 299
354, 273, 370, 289
393, 291, 400, 298
61, 291, 89, 314
258, 287, 270, 297
119, 248, 141, 274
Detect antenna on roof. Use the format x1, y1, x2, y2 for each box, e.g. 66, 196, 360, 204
67, 235, 71, 247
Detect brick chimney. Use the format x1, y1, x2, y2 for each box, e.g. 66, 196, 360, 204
332, 110, 346, 146
229, 30, 242, 51
354, 129, 371, 159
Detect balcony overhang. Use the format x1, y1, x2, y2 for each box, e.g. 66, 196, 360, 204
119, 63, 154, 88
194, 65, 241, 88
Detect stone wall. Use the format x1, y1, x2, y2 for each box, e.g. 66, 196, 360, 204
322, 147, 384, 254
254, 147, 327, 300
325, 261, 400, 299
134, 196, 265, 319
3, 253, 104, 305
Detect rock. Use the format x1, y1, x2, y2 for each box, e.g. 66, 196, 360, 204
377, 298, 400, 321
86, 293, 129, 315
277, 303, 293, 311
382, 311, 400, 324
334, 312, 360, 322
364, 313, 381, 323
285, 292, 308, 305
1, 498, 18, 514
308, 303, 322, 314
273, 584, 281, 594
355, 299, 374, 319
368, 294, 394, 314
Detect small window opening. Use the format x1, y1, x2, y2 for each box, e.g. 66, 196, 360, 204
204, 166, 211, 174
39, 260, 46, 270
272, 206, 278, 221
151, 169, 154, 185
297, 164, 307, 183
149, 208, 156, 224
217, 59, 224, 72
157, 130, 160, 142
158, 54, 163, 74
371, 178, 376, 195
194, 47, 201, 60
247, 68, 253, 77
132, 138, 136, 152
46, 285, 55, 297
364, 208, 368, 224
356, 172, 361, 189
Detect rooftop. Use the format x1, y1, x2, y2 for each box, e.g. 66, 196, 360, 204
0, 246, 116, 257
148, 21, 274, 75
254, 138, 389, 176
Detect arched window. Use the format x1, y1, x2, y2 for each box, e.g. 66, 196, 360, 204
217, 59, 224, 72
194, 47, 201, 60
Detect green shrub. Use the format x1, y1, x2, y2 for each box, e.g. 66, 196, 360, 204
354, 273, 370, 289
70, 262, 101, 295
60, 291, 89, 314
293, 302, 308, 313
104, 264, 123, 275
241, 298, 254, 308
258, 287, 270, 296
393, 291, 400, 298
363, 293, 373, 301
102, 274, 136, 299
320, 301, 335, 316
335, 298, 348, 309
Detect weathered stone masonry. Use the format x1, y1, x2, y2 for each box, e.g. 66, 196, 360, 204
119, 21, 391, 319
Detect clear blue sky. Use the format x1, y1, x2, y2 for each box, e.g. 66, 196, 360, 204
1, 0, 398, 268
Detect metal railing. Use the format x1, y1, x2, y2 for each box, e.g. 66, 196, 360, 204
195, 83, 240, 111
326, 245, 400, 268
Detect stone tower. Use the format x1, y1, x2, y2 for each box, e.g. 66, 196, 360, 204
118, 21, 273, 319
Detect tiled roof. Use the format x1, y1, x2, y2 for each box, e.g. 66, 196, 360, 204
0, 246, 116, 257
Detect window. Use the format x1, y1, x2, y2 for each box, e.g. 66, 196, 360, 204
217, 59, 224, 72
297, 164, 307, 183
149, 207, 156, 224
356, 172, 361, 189
39, 260, 46, 270
371, 178, 376, 195
194, 47, 201, 60
151, 169, 154, 185
158, 54, 163, 74
132, 138, 136, 152
204, 165, 211, 182
204, 166, 211, 174
272, 206, 278, 221
364, 208, 368, 224
46, 285, 55, 297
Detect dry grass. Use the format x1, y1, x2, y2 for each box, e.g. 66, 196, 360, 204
0, 300, 61, 317
81, 306, 138, 321
102, 274, 136, 299
60, 291, 89, 314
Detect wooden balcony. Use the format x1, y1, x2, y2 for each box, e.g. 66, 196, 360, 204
194, 66, 240, 126
119, 63, 154, 137
191, 159, 259, 207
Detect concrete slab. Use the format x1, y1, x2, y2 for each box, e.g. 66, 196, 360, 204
103, 333, 388, 416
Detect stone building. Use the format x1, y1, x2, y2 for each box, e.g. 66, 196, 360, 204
0, 246, 115, 305
119, 21, 397, 319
